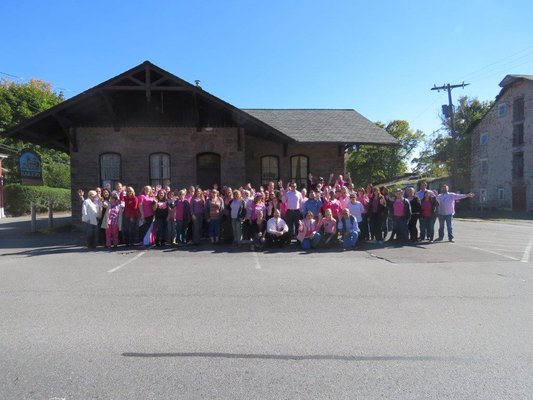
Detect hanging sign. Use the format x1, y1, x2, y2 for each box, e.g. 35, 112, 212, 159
19, 149, 43, 185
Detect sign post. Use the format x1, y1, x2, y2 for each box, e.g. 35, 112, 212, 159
0, 154, 7, 219
19, 149, 43, 186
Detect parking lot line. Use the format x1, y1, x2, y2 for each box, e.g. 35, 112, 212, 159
521, 236, 533, 263
107, 249, 149, 273
452, 243, 520, 262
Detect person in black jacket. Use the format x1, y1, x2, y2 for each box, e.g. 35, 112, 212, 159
405, 187, 422, 242
368, 187, 388, 244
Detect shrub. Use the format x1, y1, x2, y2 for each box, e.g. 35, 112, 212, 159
4, 184, 71, 216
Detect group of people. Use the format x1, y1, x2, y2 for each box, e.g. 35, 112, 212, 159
80, 172, 474, 251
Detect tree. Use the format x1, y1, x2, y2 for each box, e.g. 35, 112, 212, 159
413, 95, 492, 178
0, 79, 69, 187
346, 120, 424, 186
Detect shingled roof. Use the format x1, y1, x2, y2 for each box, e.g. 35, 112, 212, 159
242, 109, 397, 145
1, 61, 398, 149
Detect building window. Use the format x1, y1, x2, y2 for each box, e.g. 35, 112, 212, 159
480, 132, 488, 146
480, 189, 487, 204
480, 158, 488, 174
498, 103, 506, 118
260, 156, 279, 186
196, 152, 221, 189
512, 152, 524, 180
290, 155, 309, 188
99, 153, 121, 188
150, 153, 170, 187
513, 123, 524, 146
513, 96, 524, 122
498, 188, 505, 201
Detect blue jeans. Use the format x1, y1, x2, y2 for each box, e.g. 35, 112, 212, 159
231, 218, 242, 244
342, 231, 359, 249
420, 216, 436, 240
208, 218, 221, 240
438, 214, 453, 240
175, 220, 188, 244
154, 218, 167, 244
393, 216, 409, 241
301, 232, 321, 250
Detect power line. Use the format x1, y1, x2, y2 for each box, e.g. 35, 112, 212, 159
0, 70, 79, 94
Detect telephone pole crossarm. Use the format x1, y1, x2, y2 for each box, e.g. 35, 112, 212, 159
430, 81, 470, 189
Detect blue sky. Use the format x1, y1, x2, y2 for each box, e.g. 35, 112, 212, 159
2, 0, 533, 152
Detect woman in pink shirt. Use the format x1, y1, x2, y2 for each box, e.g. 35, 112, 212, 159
356, 188, 370, 242
122, 186, 139, 246
297, 211, 321, 250
318, 208, 337, 248
138, 185, 155, 245
420, 190, 438, 242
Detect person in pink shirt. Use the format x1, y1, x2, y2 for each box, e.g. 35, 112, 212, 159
122, 186, 139, 246
321, 191, 342, 219
436, 184, 474, 242
420, 190, 438, 242
102, 191, 121, 248
138, 185, 155, 245
391, 188, 411, 243
356, 188, 370, 241
318, 208, 337, 248
297, 211, 321, 250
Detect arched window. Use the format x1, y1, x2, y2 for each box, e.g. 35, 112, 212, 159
260, 156, 279, 186
290, 155, 309, 188
150, 153, 171, 187
99, 153, 121, 188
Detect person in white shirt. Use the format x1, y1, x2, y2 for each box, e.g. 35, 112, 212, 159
266, 209, 290, 248
435, 184, 474, 242
81, 190, 101, 249
347, 193, 364, 223
281, 182, 302, 238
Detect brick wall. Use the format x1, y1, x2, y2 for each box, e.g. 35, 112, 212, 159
71, 126, 245, 218
245, 137, 344, 187
471, 79, 533, 211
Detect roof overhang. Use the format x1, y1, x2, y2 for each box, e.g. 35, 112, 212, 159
1, 61, 294, 151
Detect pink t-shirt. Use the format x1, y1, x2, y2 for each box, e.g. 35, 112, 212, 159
393, 200, 405, 217
421, 200, 433, 217
321, 218, 337, 234
138, 194, 154, 218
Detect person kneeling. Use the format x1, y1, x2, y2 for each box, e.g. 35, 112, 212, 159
266, 209, 290, 248
337, 209, 359, 250
297, 211, 321, 250
250, 210, 267, 251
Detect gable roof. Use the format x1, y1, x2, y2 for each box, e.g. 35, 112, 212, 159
499, 74, 533, 88
1, 61, 397, 150
242, 109, 397, 145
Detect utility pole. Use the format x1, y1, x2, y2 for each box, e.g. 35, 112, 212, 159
431, 82, 469, 189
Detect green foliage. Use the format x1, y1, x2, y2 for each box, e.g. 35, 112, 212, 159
43, 162, 71, 188
4, 184, 71, 216
413, 96, 493, 177
0, 78, 68, 187
346, 120, 424, 186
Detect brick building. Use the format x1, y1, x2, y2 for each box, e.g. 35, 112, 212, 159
2, 61, 397, 217
470, 75, 533, 212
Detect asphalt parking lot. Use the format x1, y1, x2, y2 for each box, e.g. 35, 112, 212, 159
1, 214, 532, 399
